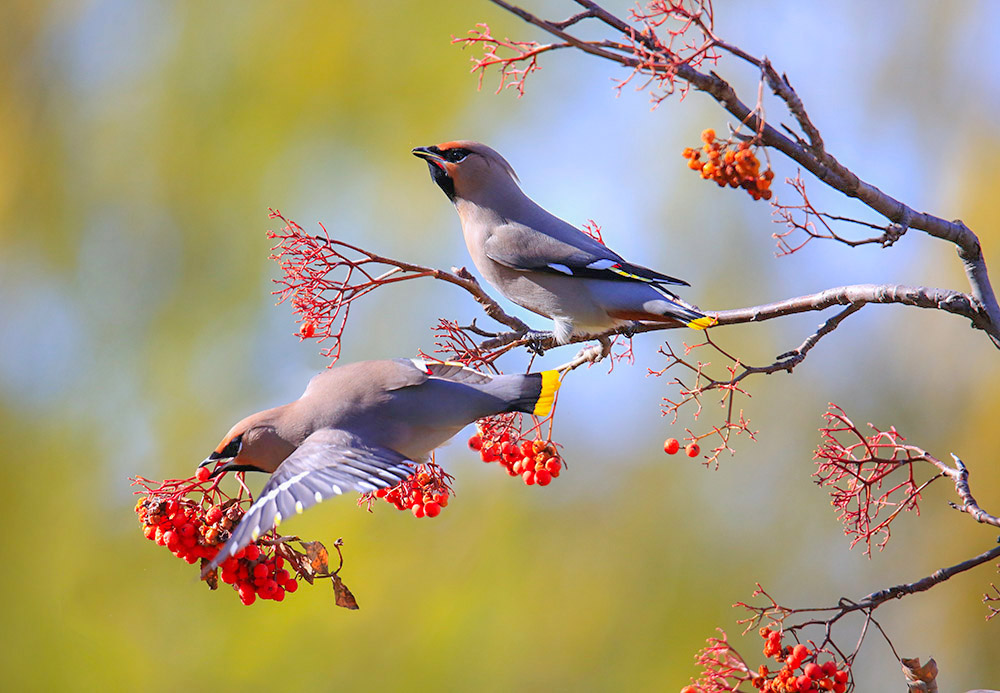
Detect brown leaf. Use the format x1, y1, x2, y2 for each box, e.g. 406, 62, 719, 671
902, 657, 938, 693
200, 560, 218, 590
331, 573, 359, 610
301, 540, 330, 575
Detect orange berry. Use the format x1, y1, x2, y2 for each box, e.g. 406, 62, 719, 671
688, 158, 703, 171
685, 443, 700, 457
682, 147, 695, 158
701, 128, 716, 143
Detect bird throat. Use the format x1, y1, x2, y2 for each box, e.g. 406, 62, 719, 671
426, 161, 456, 201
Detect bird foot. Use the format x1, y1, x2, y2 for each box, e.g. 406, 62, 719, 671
556, 336, 611, 372
522, 329, 553, 355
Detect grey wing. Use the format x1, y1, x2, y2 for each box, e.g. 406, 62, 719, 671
208, 429, 414, 570
484, 223, 689, 287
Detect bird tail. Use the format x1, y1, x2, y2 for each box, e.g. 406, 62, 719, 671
489, 370, 562, 417
649, 288, 717, 330
610, 299, 717, 330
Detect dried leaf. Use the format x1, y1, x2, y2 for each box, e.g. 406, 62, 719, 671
902, 657, 938, 693
332, 573, 359, 610
200, 560, 219, 590
301, 540, 330, 574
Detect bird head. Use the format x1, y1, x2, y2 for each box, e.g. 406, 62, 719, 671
198, 410, 296, 478
412, 141, 519, 203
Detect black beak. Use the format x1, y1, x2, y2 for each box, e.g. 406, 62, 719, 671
412, 146, 446, 168
199, 455, 231, 479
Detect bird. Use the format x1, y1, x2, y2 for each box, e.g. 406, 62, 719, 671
198, 358, 560, 570
412, 141, 715, 352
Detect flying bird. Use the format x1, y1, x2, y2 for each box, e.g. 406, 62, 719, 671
412, 141, 715, 350
199, 358, 560, 570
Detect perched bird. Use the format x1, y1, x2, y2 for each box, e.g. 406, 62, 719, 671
199, 358, 560, 570
412, 141, 715, 349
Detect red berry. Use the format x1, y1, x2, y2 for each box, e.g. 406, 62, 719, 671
481, 445, 499, 463
273, 586, 286, 602
285, 579, 299, 593
423, 501, 441, 518
544, 457, 561, 474
792, 644, 810, 660
833, 684, 846, 693
522, 470, 536, 485
252, 563, 268, 579
787, 655, 802, 669
521, 441, 535, 458
299, 321, 315, 338
221, 570, 237, 585
163, 530, 180, 549
833, 671, 848, 684
143, 525, 156, 540
412, 503, 425, 518
685, 443, 701, 457
821, 661, 837, 677
663, 438, 680, 454
244, 544, 260, 561
238, 583, 256, 604
196, 466, 211, 482
804, 663, 822, 679
795, 675, 812, 692
535, 469, 552, 486
467, 434, 483, 451
274, 556, 284, 570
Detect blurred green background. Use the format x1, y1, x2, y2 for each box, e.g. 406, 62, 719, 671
3, 1, 999, 690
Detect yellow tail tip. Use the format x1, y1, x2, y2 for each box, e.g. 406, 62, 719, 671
687, 315, 718, 330
533, 370, 561, 417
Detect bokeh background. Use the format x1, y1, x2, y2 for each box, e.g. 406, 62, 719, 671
3, 1, 999, 690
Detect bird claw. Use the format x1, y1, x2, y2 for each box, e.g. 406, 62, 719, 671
522, 329, 552, 355
557, 336, 612, 372
620, 321, 640, 339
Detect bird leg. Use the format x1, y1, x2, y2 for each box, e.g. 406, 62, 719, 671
556, 335, 611, 372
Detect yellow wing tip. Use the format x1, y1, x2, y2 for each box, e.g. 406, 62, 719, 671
532, 370, 562, 417
687, 315, 717, 330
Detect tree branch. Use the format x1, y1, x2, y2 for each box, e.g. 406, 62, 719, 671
484, 0, 1000, 344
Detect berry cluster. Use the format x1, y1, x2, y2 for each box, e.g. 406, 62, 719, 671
135, 493, 300, 606
362, 463, 453, 518
468, 422, 563, 486
752, 628, 849, 693
217, 544, 298, 605
663, 437, 701, 458
683, 129, 774, 201
135, 495, 222, 567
